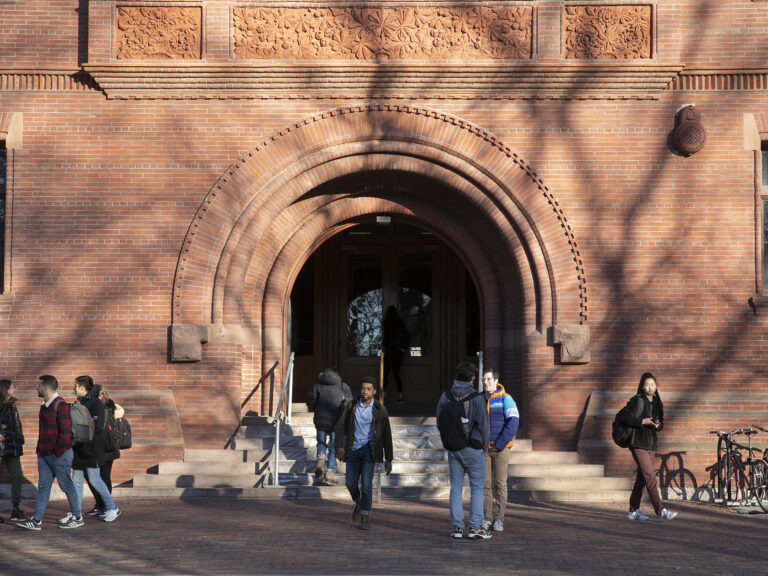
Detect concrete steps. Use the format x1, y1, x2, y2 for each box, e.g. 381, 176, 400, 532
114, 403, 632, 502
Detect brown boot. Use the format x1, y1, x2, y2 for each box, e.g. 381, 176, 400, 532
360, 514, 371, 530
315, 454, 326, 479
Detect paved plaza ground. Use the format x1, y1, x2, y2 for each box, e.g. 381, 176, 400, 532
0, 497, 764, 575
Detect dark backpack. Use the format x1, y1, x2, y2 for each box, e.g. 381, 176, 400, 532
437, 391, 481, 451
103, 408, 119, 454
612, 396, 642, 448
69, 400, 95, 443
116, 416, 132, 449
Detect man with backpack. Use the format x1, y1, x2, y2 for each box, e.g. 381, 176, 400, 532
436, 362, 490, 540
70, 375, 120, 522
306, 368, 352, 485
16, 375, 83, 530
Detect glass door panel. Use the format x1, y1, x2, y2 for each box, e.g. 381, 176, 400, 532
398, 254, 433, 358
346, 255, 383, 357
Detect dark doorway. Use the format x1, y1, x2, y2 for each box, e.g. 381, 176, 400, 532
290, 218, 481, 415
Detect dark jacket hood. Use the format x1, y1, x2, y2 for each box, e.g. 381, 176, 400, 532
450, 379, 477, 398
317, 369, 342, 387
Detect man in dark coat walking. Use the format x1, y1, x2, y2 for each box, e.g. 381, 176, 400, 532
335, 376, 393, 529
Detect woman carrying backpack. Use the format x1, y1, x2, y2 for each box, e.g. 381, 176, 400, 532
618, 372, 677, 522
87, 385, 121, 516
0, 379, 27, 522
71, 376, 120, 522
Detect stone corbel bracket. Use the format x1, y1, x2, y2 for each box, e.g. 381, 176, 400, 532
170, 323, 251, 362
552, 324, 590, 364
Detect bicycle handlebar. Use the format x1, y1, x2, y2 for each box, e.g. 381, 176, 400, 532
708, 428, 755, 437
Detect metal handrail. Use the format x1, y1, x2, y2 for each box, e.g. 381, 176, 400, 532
476, 351, 484, 392
268, 352, 295, 488
224, 361, 278, 449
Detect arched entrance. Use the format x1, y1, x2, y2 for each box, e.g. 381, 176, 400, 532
290, 216, 482, 409
170, 104, 589, 425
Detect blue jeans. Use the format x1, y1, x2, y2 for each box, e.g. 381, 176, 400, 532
73, 467, 116, 512
34, 449, 81, 520
448, 446, 486, 529
316, 430, 337, 473
345, 443, 374, 514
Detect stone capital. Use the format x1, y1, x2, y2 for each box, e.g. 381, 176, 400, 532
552, 324, 590, 364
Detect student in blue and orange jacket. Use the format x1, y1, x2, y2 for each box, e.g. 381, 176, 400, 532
481, 368, 519, 533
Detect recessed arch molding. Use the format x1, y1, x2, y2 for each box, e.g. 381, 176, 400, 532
170, 104, 589, 370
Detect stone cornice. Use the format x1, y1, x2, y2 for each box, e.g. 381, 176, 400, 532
5, 65, 768, 98
0, 68, 99, 92
82, 62, 684, 99
672, 67, 768, 91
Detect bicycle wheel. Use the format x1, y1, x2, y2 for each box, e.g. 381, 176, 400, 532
750, 459, 768, 513
716, 437, 733, 501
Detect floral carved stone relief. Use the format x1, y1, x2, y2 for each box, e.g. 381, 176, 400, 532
563, 5, 651, 59
232, 7, 533, 60
116, 7, 202, 60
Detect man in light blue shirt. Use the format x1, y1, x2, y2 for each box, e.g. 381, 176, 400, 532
335, 376, 393, 530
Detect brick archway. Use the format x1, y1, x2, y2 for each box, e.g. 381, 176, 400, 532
171, 104, 588, 406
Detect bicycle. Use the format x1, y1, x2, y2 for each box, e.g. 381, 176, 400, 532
748, 424, 768, 513
709, 427, 768, 511
709, 428, 752, 503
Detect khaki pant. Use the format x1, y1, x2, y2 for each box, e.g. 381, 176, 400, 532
484, 449, 511, 522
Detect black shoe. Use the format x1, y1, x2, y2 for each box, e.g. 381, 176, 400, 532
10, 508, 26, 522
360, 514, 371, 530
397, 394, 405, 404
86, 507, 104, 517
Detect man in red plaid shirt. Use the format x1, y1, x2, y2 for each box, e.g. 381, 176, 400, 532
16, 375, 83, 530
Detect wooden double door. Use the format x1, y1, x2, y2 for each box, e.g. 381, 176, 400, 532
290, 220, 480, 411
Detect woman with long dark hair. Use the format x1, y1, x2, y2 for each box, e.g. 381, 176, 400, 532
619, 372, 677, 521
0, 379, 27, 522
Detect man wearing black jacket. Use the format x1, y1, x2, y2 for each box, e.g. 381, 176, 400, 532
306, 368, 352, 485
335, 376, 393, 529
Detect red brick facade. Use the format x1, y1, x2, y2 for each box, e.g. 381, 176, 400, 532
2, 1, 768, 494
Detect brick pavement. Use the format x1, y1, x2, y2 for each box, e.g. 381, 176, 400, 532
0, 498, 764, 575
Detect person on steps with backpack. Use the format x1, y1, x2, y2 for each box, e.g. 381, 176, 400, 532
436, 362, 490, 540
70, 375, 120, 523
16, 375, 83, 530
306, 368, 352, 485
618, 372, 677, 522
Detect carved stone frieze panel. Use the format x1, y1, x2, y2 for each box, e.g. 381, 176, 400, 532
563, 5, 651, 59
116, 6, 202, 60
232, 7, 533, 60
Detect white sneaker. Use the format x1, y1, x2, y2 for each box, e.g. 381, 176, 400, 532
628, 509, 649, 521
103, 508, 121, 522
57, 512, 74, 525
660, 509, 677, 522
481, 518, 492, 531
492, 519, 504, 532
